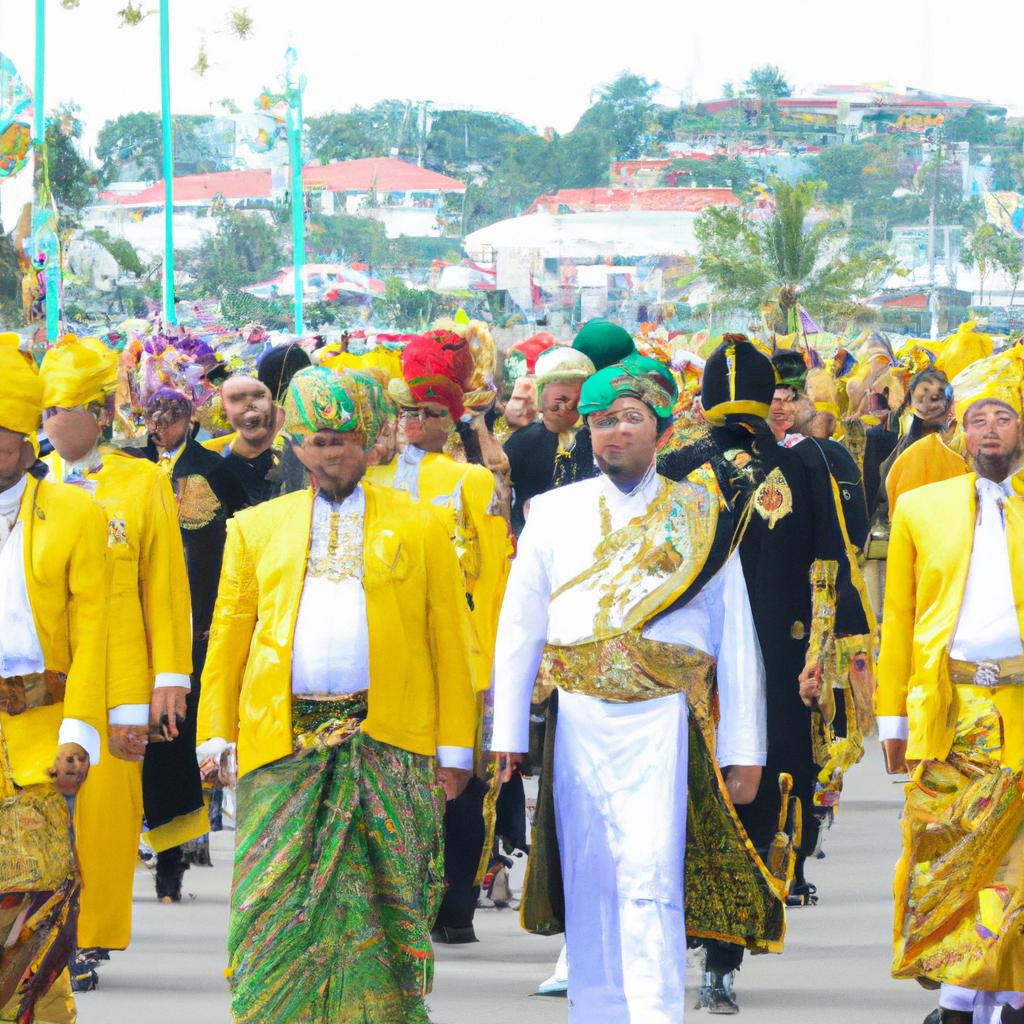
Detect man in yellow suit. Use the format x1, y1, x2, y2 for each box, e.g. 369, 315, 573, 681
38, 337, 194, 988
0, 339, 108, 1023
874, 348, 1024, 1024
198, 365, 477, 1024
366, 328, 511, 943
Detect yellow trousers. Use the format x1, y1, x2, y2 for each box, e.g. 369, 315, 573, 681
893, 681, 1024, 991
73, 732, 142, 951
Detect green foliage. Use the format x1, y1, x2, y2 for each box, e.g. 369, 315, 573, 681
182, 211, 284, 297
944, 106, 1002, 145
695, 178, 893, 328
307, 214, 389, 265
96, 112, 228, 183
45, 106, 94, 225
85, 227, 145, 276
219, 289, 290, 329
659, 155, 752, 190
0, 232, 21, 325
961, 223, 1024, 303
425, 110, 533, 175
576, 72, 672, 161
307, 100, 418, 164
744, 65, 792, 100
371, 277, 454, 330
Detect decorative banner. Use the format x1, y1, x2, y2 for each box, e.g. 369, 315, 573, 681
0, 52, 33, 179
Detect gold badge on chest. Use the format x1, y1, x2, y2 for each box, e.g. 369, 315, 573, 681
751, 467, 793, 530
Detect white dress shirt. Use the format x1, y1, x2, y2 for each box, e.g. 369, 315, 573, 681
290, 487, 472, 770
392, 444, 427, 499
0, 475, 100, 765
490, 467, 767, 766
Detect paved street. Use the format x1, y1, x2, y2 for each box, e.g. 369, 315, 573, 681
77, 744, 934, 1024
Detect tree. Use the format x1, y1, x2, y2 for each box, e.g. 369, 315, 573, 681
744, 65, 792, 100
307, 101, 418, 164
46, 105, 96, 226
307, 213, 388, 267
575, 72, 669, 160
182, 211, 284, 297
695, 178, 892, 328
659, 155, 752, 191
962, 223, 1024, 305
96, 112, 227, 183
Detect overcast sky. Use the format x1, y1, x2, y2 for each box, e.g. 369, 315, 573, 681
1, 0, 1022, 155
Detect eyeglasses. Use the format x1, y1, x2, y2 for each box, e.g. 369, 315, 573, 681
399, 407, 447, 421
589, 410, 653, 432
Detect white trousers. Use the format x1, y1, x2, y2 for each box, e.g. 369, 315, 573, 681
940, 983, 1024, 1021
554, 688, 689, 1024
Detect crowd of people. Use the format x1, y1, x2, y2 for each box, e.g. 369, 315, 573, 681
0, 312, 1022, 1024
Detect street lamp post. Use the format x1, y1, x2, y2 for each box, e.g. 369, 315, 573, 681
160, 0, 177, 325
34, 0, 59, 343
284, 48, 306, 335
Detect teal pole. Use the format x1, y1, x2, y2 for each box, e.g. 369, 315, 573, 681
34, 0, 58, 343
285, 49, 305, 335
160, 0, 177, 325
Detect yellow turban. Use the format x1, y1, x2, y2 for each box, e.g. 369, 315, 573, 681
0, 335, 42, 437
39, 334, 119, 410
952, 345, 1024, 423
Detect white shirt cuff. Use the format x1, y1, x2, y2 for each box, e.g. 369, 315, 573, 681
877, 715, 909, 742
58, 719, 101, 767
716, 749, 767, 769
109, 704, 150, 727
436, 745, 474, 771
196, 737, 230, 760
154, 672, 191, 691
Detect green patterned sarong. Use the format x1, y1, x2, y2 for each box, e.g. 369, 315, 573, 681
228, 695, 445, 1024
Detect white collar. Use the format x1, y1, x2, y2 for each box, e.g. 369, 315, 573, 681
599, 461, 659, 506
400, 445, 428, 465
314, 484, 365, 514
0, 476, 28, 516
160, 441, 186, 462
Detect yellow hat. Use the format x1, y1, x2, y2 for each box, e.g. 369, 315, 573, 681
935, 321, 993, 382
0, 335, 43, 437
952, 345, 1024, 422
39, 334, 119, 410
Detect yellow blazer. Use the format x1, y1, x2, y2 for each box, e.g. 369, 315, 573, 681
198, 482, 478, 779
366, 452, 512, 691
3, 477, 109, 785
876, 472, 1024, 761
45, 450, 193, 706
200, 432, 236, 455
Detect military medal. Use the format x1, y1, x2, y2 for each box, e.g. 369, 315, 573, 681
752, 467, 793, 529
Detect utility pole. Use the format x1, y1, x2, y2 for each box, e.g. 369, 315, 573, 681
160, 0, 177, 325
926, 130, 943, 339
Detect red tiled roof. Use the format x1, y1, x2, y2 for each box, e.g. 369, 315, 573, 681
303, 158, 464, 193
109, 169, 273, 205
523, 187, 738, 216
106, 158, 464, 206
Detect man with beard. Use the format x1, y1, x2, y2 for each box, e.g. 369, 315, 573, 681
873, 351, 1024, 1024
491, 353, 780, 1023
134, 385, 249, 889
218, 376, 285, 506
0, 340, 107, 1024
198, 366, 476, 1024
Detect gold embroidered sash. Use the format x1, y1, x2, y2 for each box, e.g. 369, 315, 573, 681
537, 633, 717, 728
547, 478, 718, 645
0, 671, 67, 716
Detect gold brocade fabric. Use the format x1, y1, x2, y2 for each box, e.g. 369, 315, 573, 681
536, 634, 716, 720
521, 632, 788, 952
547, 478, 718, 645
0, 672, 66, 716
892, 684, 1024, 991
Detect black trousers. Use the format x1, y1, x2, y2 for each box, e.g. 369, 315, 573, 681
434, 774, 488, 930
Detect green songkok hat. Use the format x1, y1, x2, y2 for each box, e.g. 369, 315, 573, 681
579, 353, 678, 431
284, 366, 392, 453
572, 318, 637, 370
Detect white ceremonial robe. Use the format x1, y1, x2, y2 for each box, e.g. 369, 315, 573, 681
491, 468, 765, 1023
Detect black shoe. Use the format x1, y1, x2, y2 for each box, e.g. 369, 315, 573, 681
923, 1010, 973, 1024
69, 959, 98, 993
155, 865, 187, 902
430, 925, 478, 944
697, 970, 739, 1014
786, 881, 818, 907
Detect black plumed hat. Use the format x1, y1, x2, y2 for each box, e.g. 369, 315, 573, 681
701, 334, 777, 426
